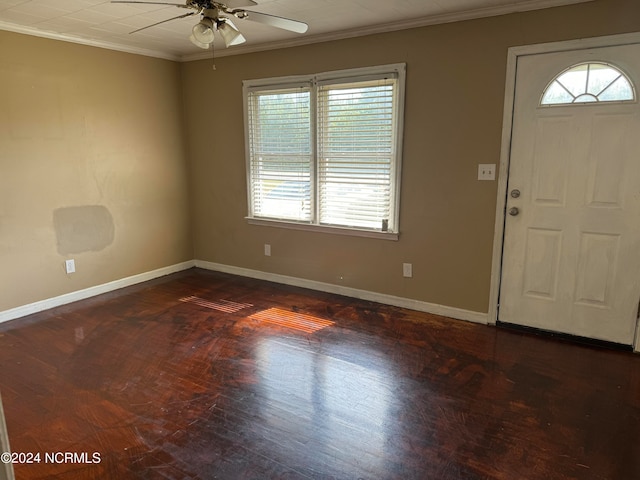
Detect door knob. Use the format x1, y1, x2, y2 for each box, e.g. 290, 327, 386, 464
509, 207, 519, 216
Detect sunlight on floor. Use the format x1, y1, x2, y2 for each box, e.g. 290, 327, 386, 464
179, 296, 253, 313
249, 308, 335, 334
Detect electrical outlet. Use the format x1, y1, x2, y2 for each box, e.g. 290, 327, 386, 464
65, 259, 76, 274
403, 263, 413, 278
478, 164, 496, 181
264, 244, 271, 256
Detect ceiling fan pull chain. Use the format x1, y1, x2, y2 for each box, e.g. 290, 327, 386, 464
212, 39, 216, 70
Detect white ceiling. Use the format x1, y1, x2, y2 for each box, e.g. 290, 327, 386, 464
0, 0, 593, 61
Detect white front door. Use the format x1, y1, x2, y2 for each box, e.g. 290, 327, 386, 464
499, 44, 640, 345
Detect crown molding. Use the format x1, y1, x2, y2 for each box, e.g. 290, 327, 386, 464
0, 21, 181, 61
180, 0, 595, 61
0, 0, 594, 63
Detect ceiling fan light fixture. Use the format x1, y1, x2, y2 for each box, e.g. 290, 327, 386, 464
189, 34, 210, 49
192, 17, 215, 44
217, 18, 246, 47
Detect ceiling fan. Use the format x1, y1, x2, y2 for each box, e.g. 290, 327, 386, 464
111, 0, 308, 49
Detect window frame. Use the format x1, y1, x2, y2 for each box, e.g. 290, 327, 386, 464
243, 63, 406, 241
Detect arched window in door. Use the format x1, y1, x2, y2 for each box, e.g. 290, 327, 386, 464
541, 62, 635, 106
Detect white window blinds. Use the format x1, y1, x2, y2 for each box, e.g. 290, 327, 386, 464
244, 64, 405, 236
246, 86, 312, 222
317, 77, 397, 230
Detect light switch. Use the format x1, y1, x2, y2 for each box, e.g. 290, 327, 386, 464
478, 164, 496, 181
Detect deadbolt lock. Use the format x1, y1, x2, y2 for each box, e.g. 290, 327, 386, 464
510, 189, 521, 198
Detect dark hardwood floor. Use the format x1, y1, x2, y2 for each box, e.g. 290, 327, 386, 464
0, 268, 639, 479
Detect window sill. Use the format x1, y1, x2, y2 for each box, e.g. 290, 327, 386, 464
246, 217, 399, 241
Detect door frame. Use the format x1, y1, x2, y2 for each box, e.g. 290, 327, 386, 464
488, 31, 640, 353
0, 393, 14, 480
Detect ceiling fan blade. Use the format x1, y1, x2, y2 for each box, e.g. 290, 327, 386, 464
241, 10, 308, 34
223, 0, 257, 7
129, 11, 196, 34
111, 1, 191, 7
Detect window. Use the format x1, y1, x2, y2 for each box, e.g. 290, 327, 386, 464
244, 64, 406, 239
541, 62, 635, 106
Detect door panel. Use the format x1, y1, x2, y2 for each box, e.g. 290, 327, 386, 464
532, 117, 571, 205
586, 114, 631, 207
573, 232, 619, 307
499, 45, 640, 345
522, 228, 562, 300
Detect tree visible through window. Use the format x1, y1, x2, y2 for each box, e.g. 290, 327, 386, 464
244, 64, 405, 236
541, 62, 636, 105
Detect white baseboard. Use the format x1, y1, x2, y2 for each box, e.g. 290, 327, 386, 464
3, 259, 633, 351
0, 261, 196, 325
0, 259, 488, 328
195, 260, 488, 325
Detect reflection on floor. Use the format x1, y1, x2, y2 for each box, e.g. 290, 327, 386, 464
0, 268, 638, 479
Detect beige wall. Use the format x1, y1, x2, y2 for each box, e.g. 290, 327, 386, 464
183, 0, 640, 314
0, 32, 192, 312
2, 0, 639, 318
